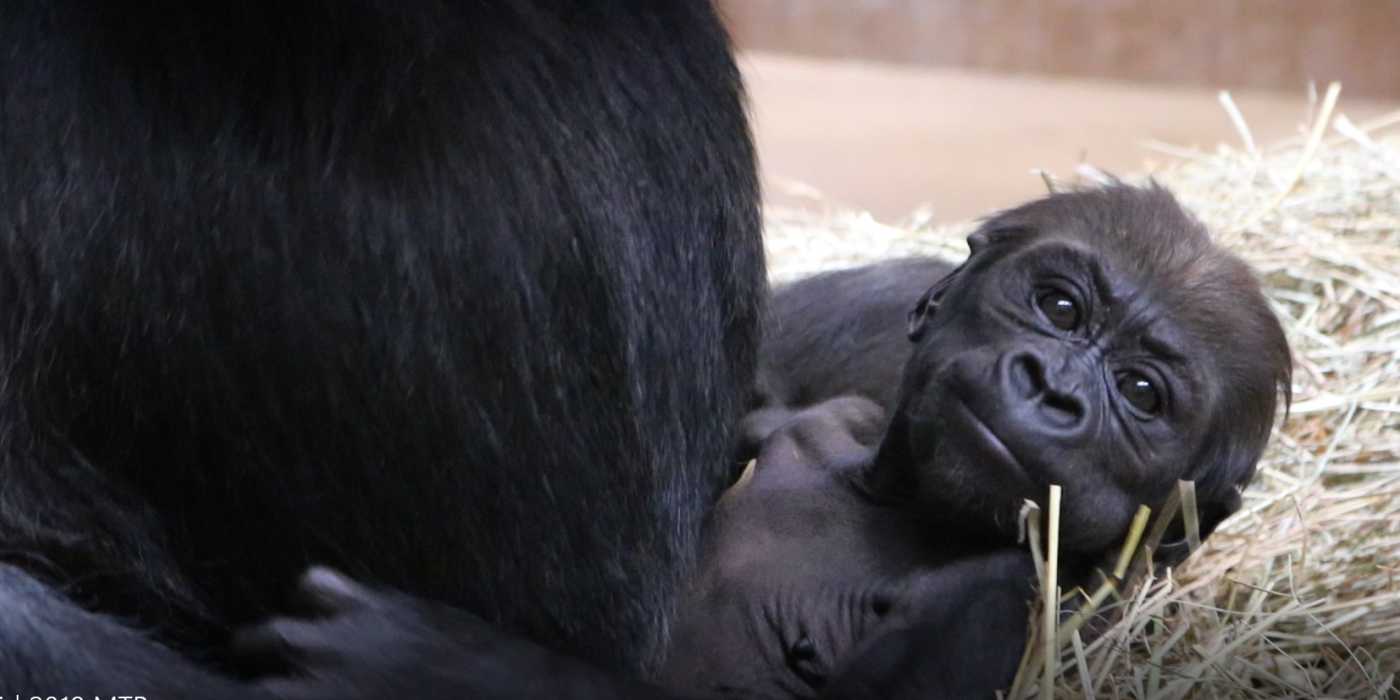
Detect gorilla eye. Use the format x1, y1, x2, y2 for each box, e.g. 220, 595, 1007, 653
1117, 373, 1161, 414
1036, 289, 1080, 330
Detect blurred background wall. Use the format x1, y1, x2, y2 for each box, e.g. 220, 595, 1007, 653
716, 1, 1400, 223
718, 0, 1400, 99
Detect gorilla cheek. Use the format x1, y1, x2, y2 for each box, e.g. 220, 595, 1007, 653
903, 417, 1032, 533
902, 394, 940, 474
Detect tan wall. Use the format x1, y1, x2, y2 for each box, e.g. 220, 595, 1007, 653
717, 0, 1400, 99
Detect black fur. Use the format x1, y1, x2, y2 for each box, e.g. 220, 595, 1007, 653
741, 185, 1290, 568
755, 258, 955, 415
0, 0, 761, 693
738, 258, 953, 460
666, 398, 1033, 700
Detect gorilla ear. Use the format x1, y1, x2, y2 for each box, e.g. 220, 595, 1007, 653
908, 222, 1011, 340
907, 266, 962, 341
966, 229, 991, 254
906, 289, 937, 342
907, 223, 1007, 341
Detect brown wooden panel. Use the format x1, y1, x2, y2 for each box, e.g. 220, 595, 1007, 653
715, 0, 1400, 99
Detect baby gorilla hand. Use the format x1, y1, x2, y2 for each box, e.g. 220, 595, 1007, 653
736, 395, 887, 493
739, 395, 887, 465
236, 568, 626, 700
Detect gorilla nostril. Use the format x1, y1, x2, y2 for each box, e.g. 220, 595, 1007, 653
1040, 391, 1086, 427
1008, 351, 1047, 399
788, 636, 817, 661
1003, 349, 1087, 429
870, 595, 892, 617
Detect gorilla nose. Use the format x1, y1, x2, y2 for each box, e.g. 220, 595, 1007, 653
1002, 348, 1088, 432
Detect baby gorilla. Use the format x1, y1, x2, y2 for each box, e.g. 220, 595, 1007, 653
240, 183, 1291, 699
754, 182, 1291, 570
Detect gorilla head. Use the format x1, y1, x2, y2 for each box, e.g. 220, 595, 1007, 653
880, 183, 1292, 557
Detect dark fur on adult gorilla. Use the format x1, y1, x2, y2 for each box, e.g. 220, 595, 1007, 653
233, 184, 1292, 700
0, 0, 765, 696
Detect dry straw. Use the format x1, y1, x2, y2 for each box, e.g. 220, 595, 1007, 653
762, 85, 1400, 699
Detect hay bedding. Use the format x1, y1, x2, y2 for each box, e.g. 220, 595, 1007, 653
760, 86, 1400, 699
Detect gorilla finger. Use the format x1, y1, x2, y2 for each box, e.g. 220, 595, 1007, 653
779, 398, 885, 451
739, 407, 801, 451
753, 425, 876, 487
231, 618, 340, 673
777, 402, 883, 469
230, 623, 301, 677
806, 395, 888, 448
290, 566, 377, 616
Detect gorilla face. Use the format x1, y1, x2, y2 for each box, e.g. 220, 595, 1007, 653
884, 184, 1291, 557
898, 236, 1208, 553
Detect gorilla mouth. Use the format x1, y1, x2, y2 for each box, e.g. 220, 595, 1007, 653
948, 398, 1028, 481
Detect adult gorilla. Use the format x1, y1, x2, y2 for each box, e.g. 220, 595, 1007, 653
0, 0, 762, 695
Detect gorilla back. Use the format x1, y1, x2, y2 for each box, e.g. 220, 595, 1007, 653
0, 0, 762, 679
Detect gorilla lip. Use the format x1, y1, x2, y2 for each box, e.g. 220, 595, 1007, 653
949, 398, 1028, 481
